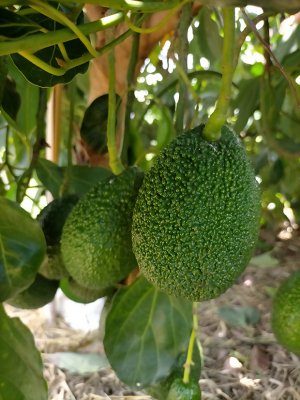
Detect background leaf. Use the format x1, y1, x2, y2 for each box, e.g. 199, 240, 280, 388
35, 158, 112, 197
0, 198, 46, 301
233, 77, 260, 132
218, 306, 261, 327
44, 352, 109, 374
103, 276, 192, 388
0, 305, 47, 400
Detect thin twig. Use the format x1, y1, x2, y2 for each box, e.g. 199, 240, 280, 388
241, 8, 300, 109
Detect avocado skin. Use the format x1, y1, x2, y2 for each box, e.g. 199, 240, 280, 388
37, 195, 79, 280
6, 274, 58, 309
166, 378, 201, 400
61, 167, 144, 290
132, 125, 260, 302
271, 271, 300, 355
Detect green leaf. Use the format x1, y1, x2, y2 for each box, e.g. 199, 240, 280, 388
219, 306, 261, 327
6, 57, 39, 135
0, 305, 47, 400
250, 251, 279, 269
45, 352, 109, 374
0, 198, 46, 302
0, 56, 8, 105
103, 276, 192, 388
10, 8, 89, 87
196, 8, 223, 64
80, 94, 121, 154
35, 159, 112, 198
233, 77, 260, 133
1, 77, 21, 120
0, 8, 40, 39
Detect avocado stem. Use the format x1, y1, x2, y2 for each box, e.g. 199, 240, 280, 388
107, 29, 125, 175
183, 302, 199, 384
203, 7, 235, 142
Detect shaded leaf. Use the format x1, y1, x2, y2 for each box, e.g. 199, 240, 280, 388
11, 8, 89, 87
0, 8, 40, 39
104, 276, 192, 388
1, 77, 21, 120
269, 158, 284, 185
80, 94, 121, 155
196, 8, 223, 64
219, 306, 261, 327
0, 198, 46, 302
35, 159, 112, 198
233, 77, 260, 132
0, 305, 47, 400
6, 57, 39, 135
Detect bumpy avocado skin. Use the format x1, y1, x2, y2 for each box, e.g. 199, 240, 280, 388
271, 271, 300, 355
132, 125, 260, 302
61, 167, 144, 290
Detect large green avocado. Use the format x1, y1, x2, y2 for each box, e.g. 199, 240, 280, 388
132, 125, 260, 302
271, 271, 300, 355
61, 167, 144, 290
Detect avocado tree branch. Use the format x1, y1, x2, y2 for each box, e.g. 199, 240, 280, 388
241, 8, 300, 109
203, 7, 236, 141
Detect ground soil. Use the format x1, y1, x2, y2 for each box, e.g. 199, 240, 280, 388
5, 229, 300, 400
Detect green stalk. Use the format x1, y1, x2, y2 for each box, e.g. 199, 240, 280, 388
29, 0, 98, 58
0, 12, 125, 56
203, 7, 235, 141
60, 81, 76, 197
16, 88, 48, 203
121, 28, 140, 162
175, 2, 192, 134
58, 0, 187, 12
17, 26, 139, 77
107, 31, 125, 175
183, 302, 200, 384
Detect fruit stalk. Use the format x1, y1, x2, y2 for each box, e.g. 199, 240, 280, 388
107, 28, 125, 175
183, 302, 199, 384
203, 7, 235, 141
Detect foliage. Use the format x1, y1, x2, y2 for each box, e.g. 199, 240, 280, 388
0, 1, 300, 398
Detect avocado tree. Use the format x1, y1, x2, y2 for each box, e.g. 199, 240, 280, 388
0, 1, 300, 399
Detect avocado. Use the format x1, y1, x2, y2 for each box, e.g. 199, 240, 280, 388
132, 125, 260, 301
37, 194, 79, 280
6, 274, 58, 309
61, 167, 144, 290
60, 277, 114, 304
271, 271, 300, 355
166, 378, 201, 400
